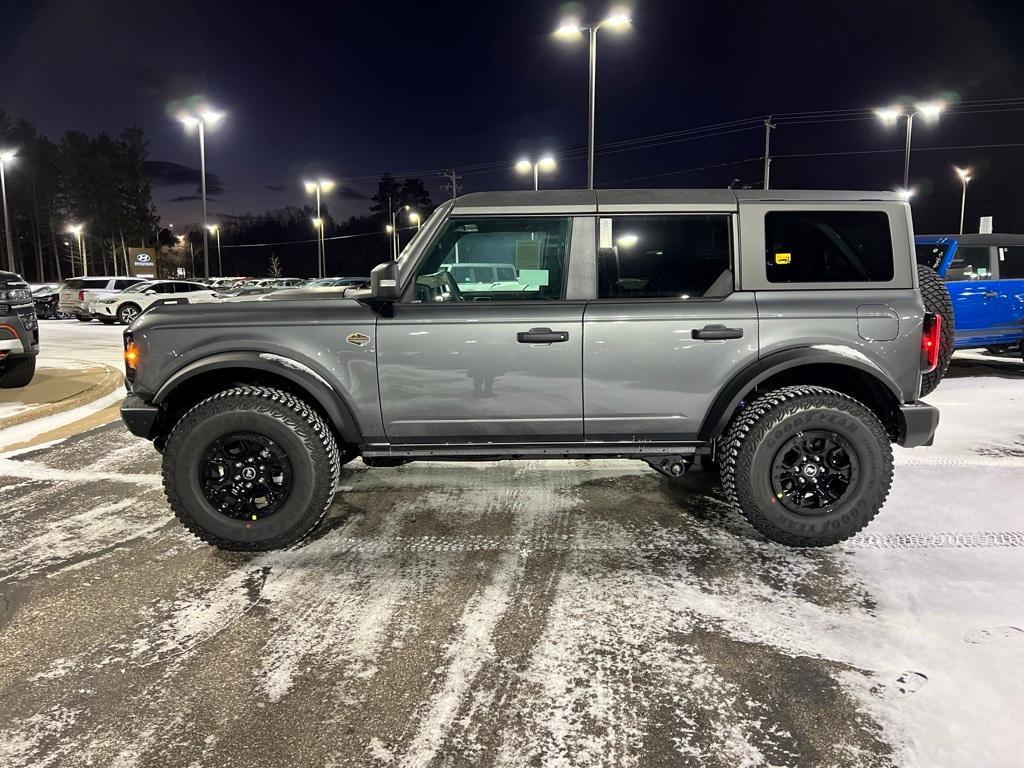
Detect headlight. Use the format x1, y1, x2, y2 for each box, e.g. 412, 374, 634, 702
0, 288, 31, 301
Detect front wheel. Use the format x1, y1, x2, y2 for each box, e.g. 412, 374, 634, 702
720, 386, 893, 547
0, 356, 37, 388
117, 303, 141, 325
162, 386, 341, 551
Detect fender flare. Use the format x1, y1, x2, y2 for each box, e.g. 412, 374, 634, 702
698, 346, 904, 441
152, 350, 362, 444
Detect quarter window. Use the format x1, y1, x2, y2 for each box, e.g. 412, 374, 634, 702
411, 217, 570, 302
998, 246, 1024, 279
598, 215, 732, 299
765, 211, 894, 283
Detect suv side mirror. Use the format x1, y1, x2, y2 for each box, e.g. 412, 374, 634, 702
369, 261, 401, 302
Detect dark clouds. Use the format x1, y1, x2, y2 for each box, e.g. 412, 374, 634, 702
146, 160, 224, 196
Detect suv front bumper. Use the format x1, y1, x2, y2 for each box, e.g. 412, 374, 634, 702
121, 394, 160, 439
0, 304, 40, 358
897, 402, 940, 448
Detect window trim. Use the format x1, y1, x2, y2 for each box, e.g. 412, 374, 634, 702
591, 212, 736, 303
399, 214, 575, 304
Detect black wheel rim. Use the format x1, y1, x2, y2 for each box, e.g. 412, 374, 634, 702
770, 430, 860, 515
198, 432, 293, 521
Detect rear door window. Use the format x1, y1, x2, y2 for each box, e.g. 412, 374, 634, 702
765, 211, 894, 283
81, 279, 108, 290
947, 247, 993, 281
997, 246, 1024, 279
597, 215, 732, 299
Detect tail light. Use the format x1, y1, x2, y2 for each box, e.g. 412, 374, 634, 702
921, 312, 942, 373
78, 290, 85, 301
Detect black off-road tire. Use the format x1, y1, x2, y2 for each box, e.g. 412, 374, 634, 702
918, 264, 954, 396
0, 356, 36, 388
162, 385, 341, 551
720, 385, 893, 547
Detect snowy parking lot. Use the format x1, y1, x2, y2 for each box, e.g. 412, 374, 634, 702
0, 322, 1022, 767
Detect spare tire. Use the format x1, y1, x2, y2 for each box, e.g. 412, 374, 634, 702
918, 264, 954, 396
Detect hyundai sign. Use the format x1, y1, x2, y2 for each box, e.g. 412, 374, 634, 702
128, 247, 158, 279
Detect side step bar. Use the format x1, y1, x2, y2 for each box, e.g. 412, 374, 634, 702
361, 442, 704, 462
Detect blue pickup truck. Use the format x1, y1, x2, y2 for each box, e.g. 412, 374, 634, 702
915, 234, 1024, 358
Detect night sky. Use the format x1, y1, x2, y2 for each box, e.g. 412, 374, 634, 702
2, 0, 1023, 233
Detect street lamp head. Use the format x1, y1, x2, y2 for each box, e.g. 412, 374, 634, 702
67, 224, 83, 235
206, 224, 219, 233
312, 217, 324, 228
538, 155, 557, 172
200, 109, 224, 126
515, 158, 533, 174
304, 181, 318, 194
955, 166, 972, 183
916, 101, 944, 122
179, 114, 200, 130
601, 10, 632, 28
0, 149, 15, 163
896, 187, 915, 201
319, 179, 335, 193
554, 19, 584, 38
874, 107, 903, 125
409, 212, 421, 224
385, 224, 394, 234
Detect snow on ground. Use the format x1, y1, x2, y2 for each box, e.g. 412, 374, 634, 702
0, 351, 1021, 767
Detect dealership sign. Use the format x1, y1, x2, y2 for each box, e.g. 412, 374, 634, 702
128, 247, 158, 279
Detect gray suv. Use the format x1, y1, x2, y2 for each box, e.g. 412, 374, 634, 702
120, 190, 943, 551
0, 269, 39, 388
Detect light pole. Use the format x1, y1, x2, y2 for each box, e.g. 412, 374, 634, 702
179, 107, 224, 279
389, 201, 411, 260
555, 11, 631, 189
955, 167, 972, 235
515, 155, 557, 190
0, 149, 16, 272
67, 224, 85, 277
207, 224, 222, 276
875, 101, 944, 189
304, 179, 334, 278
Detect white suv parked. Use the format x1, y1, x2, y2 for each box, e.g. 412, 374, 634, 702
60, 277, 148, 322
90, 280, 219, 325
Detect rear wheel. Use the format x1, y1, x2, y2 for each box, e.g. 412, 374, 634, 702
720, 385, 893, 547
162, 386, 341, 551
918, 264, 954, 396
0, 356, 36, 388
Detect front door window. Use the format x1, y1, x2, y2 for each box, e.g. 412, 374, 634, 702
410, 217, 571, 302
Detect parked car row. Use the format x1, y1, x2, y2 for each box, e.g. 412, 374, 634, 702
41, 275, 370, 324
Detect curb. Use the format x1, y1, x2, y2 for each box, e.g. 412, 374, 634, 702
0, 363, 123, 431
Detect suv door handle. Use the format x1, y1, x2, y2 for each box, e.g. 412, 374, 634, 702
983, 290, 998, 298
692, 324, 744, 341
517, 327, 569, 344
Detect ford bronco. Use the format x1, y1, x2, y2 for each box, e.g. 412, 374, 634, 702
120, 190, 946, 551
916, 233, 1024, 360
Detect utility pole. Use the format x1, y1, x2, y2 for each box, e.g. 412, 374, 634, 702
763, 116, 776, 190
440, 168, 462, 199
